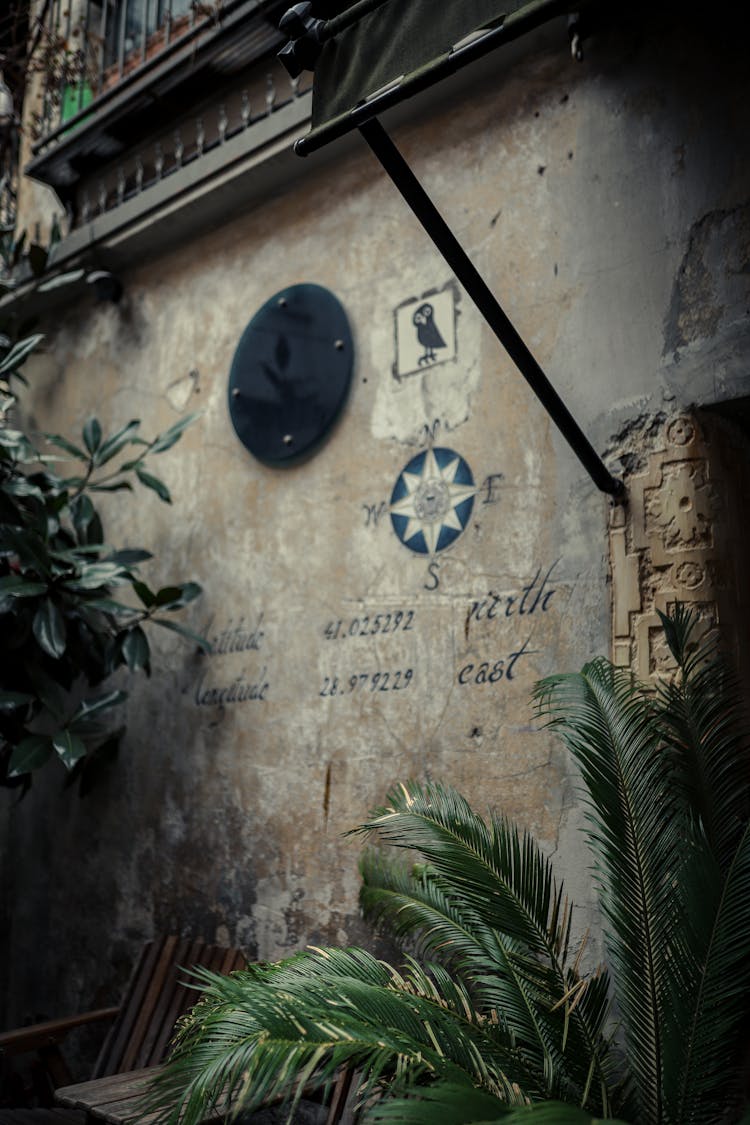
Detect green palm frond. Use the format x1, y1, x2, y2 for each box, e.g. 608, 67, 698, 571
360, 848, 557, 1049
534, 660, 681, 1125
656, 604, 750, 872
356, 783, 619, 1114
145, 947, 526, 1125
536, 609, 750, 1125
353, 782, 566, 957
365, 1081, 632, 1125
669, 820, 750, 1123
361, 1081, 516, 1124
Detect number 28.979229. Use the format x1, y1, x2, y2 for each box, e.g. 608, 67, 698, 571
319, 670, 414, 697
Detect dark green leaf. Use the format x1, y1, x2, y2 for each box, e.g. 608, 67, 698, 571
8, 735, 53, 776
69, 689, 127, 731
32, 599, 67, 658
89, 481, 134, 493
86, 512, 104, 546
132, 580, 155, 607
25, 662, 68, 719
121, 625, 150, 673
83, 417, 102, 456
52, 729, 87, 770
70, 493, 95, 541
85, 597, 138, 616
96, 419, 141, 464
0, 690, 35, 712
72, 729, 123, 796
44, 433, 89, 461
0, 427, 37, 460
151, 617, 212, 652
163, 580, 202, 608
0, 334, 44, 375
49, 544, 104, 562
4, 477, 44, 499
150, 412, 200, 454
106, 548, 153, 566
63, 562, 128, 590
2, 526, 52, 576
0, 575, 47, 597
26, 243, 48, 278
153, 585, 184, 607
135, 466, 171, 503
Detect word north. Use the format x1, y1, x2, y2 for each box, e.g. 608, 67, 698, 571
467, 561, 559, 625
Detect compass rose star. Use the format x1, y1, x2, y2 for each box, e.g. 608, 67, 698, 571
390, 447, 477, 555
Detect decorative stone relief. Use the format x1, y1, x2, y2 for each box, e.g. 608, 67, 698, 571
609, 412, 728, 683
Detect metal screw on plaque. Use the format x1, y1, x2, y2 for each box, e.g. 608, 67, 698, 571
282, 434, 293, 445
278, 296, 287, 307
232, 388, 240, 398
334, 339, 344, 350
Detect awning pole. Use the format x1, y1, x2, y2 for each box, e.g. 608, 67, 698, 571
358, 116, 624, 498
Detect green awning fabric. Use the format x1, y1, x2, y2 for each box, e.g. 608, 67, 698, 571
312, 0, 529, 127
289, 0, 589, 152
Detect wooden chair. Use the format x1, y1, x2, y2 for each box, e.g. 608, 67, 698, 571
0, 936, 245, 1124
0, 935, 351, 1125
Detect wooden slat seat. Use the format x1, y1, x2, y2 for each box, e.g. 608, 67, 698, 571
93, 936, 245, 1079
1, 937, 351, 1125
0, 936, 246, 1125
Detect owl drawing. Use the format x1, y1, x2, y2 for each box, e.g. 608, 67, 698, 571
412, 303, 446, 366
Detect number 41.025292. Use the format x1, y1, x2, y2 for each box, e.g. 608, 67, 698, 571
323, 611, 415, 640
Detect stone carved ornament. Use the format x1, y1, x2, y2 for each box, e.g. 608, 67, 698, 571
608, 411, 747, 684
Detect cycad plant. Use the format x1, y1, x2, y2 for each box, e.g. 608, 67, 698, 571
147, 607, 750, 1125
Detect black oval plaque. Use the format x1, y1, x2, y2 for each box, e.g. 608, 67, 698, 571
228, 284, 354, 465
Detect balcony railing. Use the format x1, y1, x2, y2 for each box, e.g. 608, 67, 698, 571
26, 0, 289, 196
73, 63, 310, 229
34, 0, 267, 141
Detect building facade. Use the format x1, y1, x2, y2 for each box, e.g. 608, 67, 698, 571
1, 0, 749, 1062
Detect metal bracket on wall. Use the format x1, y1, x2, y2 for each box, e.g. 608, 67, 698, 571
359, 117, 624, 498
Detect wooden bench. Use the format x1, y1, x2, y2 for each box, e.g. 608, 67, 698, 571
0, 937, 244, 1124
1, 936, 352, 1125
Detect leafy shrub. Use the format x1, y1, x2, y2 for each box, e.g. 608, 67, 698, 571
0, 333, 207, 793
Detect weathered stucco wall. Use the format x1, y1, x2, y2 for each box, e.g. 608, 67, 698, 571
2, 13, 749, 1064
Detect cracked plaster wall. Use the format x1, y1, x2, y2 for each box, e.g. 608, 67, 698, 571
2, 12, 750, 1070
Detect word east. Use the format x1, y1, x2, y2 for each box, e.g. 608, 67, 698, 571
467, 561, 559, 625
458, 637, 537, 687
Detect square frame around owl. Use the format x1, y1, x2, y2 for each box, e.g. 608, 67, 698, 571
393, 285, 458, 380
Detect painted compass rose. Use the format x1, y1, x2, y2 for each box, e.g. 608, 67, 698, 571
390, 447, 476, 555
